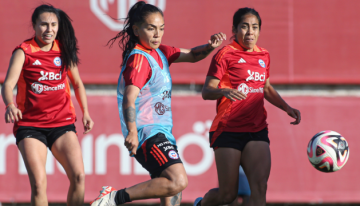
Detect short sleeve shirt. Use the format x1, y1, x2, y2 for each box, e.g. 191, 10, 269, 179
208, 40, 270, 134
123, 44, 180, 89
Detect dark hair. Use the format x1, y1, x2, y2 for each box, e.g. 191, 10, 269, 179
232, 7, 262, 39
107, 1, 164, 66
32, 4, 79, 70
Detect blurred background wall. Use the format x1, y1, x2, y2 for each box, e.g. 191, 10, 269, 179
0, 0, 359, 204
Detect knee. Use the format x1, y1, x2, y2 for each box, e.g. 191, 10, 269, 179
70, 172, 85, 186
175, 175, 188, 191
30, 176, 47, 195
252, 178, 268, 196
167, 174, 188, 196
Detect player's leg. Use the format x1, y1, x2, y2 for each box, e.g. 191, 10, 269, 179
90, 164, 187, 206
226, 195, 249, 206
240, 140, 270, 206
50, 125, 85, 206
125, 134, 187, 202
227, 166, 251, 206
90, 133, 187, 206
240, 196, 250, 205
17, 130, 48, 206
126, 163, 187, 200
227, 197, 238, 206
237, 166, 251, 205
199, 147, 241, 206
160, 191, 182, 206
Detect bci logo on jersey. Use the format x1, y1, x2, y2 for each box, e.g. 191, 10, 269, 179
246, 70, 265, 82
38, 71, 62, 81
90, 0, 166, 31
159, 86, 171, 100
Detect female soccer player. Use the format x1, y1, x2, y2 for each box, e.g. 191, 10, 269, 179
194, 7, 301, 206
1, 4, 94, 206
90, 1, 225, 206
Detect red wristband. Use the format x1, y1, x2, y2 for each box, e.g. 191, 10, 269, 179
5, 102, 14, 110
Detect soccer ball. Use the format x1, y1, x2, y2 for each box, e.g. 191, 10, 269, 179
307, 130, 349, 172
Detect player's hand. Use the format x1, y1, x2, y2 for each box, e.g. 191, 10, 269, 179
208, 32, 226, 49
125, 131, 139, 156
286, 107, 301, 125
82, 113, 94, 134
221, 88, 247, 101
5, 104, 22, 123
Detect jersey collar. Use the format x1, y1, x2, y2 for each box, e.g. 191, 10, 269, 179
29, 37, 60, 52
134, 44, 152, 53
229, 40, 261, 52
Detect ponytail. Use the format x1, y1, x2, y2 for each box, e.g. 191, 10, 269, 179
56, 9, 79, 70
31, 4, 79, 71
107, 1, 163, 66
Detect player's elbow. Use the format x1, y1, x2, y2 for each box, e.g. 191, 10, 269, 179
202, 88, 212, 100
201, 87, 208, 100
188, 52, 200, 63
3, 81, 16, 91
202, 93, 209, 100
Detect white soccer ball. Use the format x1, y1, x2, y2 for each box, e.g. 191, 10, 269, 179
307, 130, 349, 172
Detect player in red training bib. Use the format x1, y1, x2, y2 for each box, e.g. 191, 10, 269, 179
1, 4, 94, 206
90, 1, 226, 206
194, 8, 301, 206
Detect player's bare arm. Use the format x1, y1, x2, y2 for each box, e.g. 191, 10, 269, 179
202, 76, 247, 101
68, 65, 94, 133
2, 49, 24, 123
264, 78, 301, 125
122, 85, 140, 156
174, 32, 226, 63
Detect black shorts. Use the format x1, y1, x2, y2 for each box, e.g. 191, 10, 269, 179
15, 124, 77, 150
209, 127, 270, 151
135, 133, 183, 179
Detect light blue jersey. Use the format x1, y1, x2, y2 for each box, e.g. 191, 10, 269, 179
117, 48, 175, 149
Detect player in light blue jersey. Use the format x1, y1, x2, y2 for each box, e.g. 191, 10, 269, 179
90, 1, 226, 206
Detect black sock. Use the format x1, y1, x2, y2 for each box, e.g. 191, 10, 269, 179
114, 188, 132, 205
